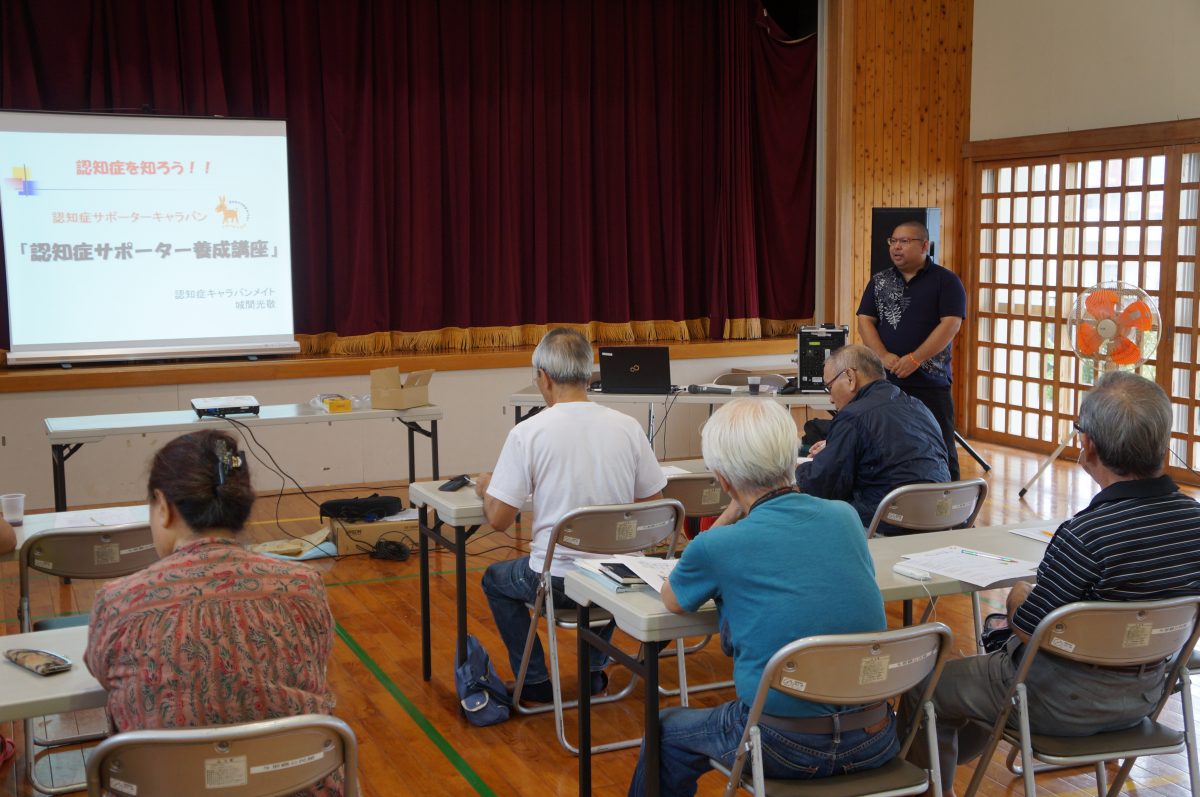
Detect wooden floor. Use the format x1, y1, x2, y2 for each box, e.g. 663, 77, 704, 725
2, 439, 1199, 796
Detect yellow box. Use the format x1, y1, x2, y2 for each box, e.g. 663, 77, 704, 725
329, 517, 420, 556
323, 397, 352, 413
370, 368, 434, 410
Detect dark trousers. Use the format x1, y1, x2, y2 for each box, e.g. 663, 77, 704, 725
898, 385, 960, 480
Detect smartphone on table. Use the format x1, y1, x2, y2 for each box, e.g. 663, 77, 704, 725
5, 648, 73, 675
599, 562, 644, 585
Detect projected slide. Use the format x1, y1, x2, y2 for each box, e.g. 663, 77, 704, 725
0, 111, 299, 364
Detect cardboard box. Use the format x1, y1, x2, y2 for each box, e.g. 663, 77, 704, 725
370, 367, 433, 410
329, 516, 420, 556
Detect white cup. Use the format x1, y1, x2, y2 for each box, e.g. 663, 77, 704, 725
747, 376, 762, 395
1, 493, 25, 525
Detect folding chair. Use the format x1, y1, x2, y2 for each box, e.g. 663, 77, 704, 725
711, 622, 954, 797
660, 473, 734, 705
86, 714, 358, 797
865, 478, 988, 635
510, 498, 684, 755
19, 523, 160, 795
962, 597, 1200, 797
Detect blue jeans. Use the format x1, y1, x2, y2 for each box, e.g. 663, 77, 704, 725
628, 700, 900, 797
481, 557, 613, 684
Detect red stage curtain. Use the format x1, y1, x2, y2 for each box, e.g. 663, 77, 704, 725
0, 0, 816, 348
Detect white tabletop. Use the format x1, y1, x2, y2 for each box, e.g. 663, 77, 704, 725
509, 385, 833, 411
45, 402, 443, 444
870, 520, 1056, 601
564, 519, 1059, 641
564, 571, 719, 641
407, 460, 712, 527
0, 626, 104, 723
408, 481, 488, 525
663, 459, 710, 475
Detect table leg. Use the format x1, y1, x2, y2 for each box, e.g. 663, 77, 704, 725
578, 603, 592, 797
51, 443, 76, 512
455, 524, 468, 666
419, 505, 432, 681
430, 419, 440, 479
646, 642, 661, 797
407, 424, 417, 487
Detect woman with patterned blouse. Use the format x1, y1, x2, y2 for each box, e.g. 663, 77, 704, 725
85, 429, 339, 796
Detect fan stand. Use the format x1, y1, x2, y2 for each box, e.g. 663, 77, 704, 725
1019, 356, 1107, 500
1017, 428, 1078, 499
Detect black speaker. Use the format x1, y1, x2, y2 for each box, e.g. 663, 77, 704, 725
797, 325, 848, 393
871, 207, 941, 274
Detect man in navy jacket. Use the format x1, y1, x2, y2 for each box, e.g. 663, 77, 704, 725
796, 344, 950, 533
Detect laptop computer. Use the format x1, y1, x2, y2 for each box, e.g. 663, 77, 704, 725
597, 346, 672, 394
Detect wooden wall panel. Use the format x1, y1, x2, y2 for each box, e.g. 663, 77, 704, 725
826, 0, 973, 375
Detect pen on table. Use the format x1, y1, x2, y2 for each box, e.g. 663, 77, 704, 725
960, 548, 1018, 563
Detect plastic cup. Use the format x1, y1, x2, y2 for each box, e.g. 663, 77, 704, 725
747, 376, 762, 395
1, 493, 25, 525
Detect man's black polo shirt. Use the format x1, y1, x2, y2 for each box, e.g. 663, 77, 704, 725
857, 258, 966, 389
1012, 474, 1200, 636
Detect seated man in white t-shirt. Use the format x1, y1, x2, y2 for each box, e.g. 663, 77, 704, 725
474, 328, 666, 703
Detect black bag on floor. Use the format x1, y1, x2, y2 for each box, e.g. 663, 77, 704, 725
980, 613, 1014, 653
319, 493, 402, 523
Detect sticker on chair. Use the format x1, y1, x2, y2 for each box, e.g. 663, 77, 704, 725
859, 655, 889, 684
1122, 622, 1153, 648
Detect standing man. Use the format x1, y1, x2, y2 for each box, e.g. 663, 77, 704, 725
475, 328, 666, 704
857, 221, 966, 479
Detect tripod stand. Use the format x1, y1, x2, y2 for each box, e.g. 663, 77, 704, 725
955, 431, 991, 472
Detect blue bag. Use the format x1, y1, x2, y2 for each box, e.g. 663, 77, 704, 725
454, 634, 511, 726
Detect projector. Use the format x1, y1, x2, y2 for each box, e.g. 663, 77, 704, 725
191, 395, 261, 418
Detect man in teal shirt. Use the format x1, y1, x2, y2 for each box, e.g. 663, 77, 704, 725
628, 399, 898, 796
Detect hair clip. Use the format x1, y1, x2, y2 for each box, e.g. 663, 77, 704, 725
214, 439, 245, 488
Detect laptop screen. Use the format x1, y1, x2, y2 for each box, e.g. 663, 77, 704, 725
598, 346, 672, 394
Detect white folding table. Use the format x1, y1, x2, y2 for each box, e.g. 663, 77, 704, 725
0, 626, 102, 723
508, 385, 833, 441
45, 403, 442, 511
567, 518, 1058, 796
407, 480, 488, 679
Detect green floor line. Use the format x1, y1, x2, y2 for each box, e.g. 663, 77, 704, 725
335, 622, 496, 797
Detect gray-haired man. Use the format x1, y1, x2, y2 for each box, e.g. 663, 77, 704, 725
474, 328, 665, 703
909, 371, 1200, 796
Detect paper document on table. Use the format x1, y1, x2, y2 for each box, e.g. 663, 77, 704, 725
1009, 526, 1055, 544
607, 554, 678, 593
53, 505, 148, 529
660, 465, 691, 477
900, 545, 1038, 587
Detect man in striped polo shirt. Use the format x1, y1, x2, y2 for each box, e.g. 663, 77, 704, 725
909, 371, 1200, 796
